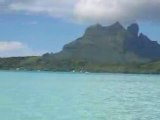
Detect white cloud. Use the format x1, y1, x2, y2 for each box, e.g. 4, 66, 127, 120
9, 0, 76, 18
0, 41, 24, 51
0, 41, 44, 57
74, 0, 160, 24
1, 0, 160, 24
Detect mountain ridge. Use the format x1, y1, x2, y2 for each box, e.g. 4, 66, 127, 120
1, 22, 160, 73
48, 22, 160, 64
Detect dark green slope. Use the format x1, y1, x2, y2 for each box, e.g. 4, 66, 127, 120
0, 57, 40, 70
62, 22, 127, 63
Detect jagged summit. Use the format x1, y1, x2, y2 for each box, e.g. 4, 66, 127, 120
110, 22, 124, 29
127, 23, 139, 36
84, 22, 125, 37
113, 21, 121, 26
87, 22, 124, 30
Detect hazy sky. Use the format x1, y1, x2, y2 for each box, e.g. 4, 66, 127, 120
0, 0, 160, 57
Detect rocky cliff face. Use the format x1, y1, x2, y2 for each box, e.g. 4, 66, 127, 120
125, 24, 160, 60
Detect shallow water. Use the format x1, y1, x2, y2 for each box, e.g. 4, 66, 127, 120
0, 71, 160, 120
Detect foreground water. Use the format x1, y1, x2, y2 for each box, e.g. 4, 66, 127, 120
0, 71, 160, 120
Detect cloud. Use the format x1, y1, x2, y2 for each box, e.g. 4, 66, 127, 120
74, 0, 160, 24
1, 0, 160, 24
0, 41, 44, 57
8, 0, 76, 18
0, 41, 24, 51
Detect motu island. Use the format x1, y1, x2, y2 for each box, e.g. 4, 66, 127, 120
1, 22, 160, 74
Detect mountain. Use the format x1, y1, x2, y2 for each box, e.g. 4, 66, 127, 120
1, 22, 160, 73
43, 22, 160, 64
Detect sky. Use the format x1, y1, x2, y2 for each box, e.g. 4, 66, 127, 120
0, 0, 160, 57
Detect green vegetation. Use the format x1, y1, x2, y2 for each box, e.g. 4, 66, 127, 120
0, 57, 160, 74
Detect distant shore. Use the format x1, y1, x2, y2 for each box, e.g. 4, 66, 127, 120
0, 69, 160, 75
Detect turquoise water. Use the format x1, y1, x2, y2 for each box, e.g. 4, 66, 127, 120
0, 71, 160, 120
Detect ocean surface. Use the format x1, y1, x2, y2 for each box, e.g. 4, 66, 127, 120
0, 71, 160, 120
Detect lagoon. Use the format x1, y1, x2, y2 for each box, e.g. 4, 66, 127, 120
0, 71, 160, 120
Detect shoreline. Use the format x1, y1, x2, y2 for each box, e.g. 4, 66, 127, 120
0, 69, 160, 75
